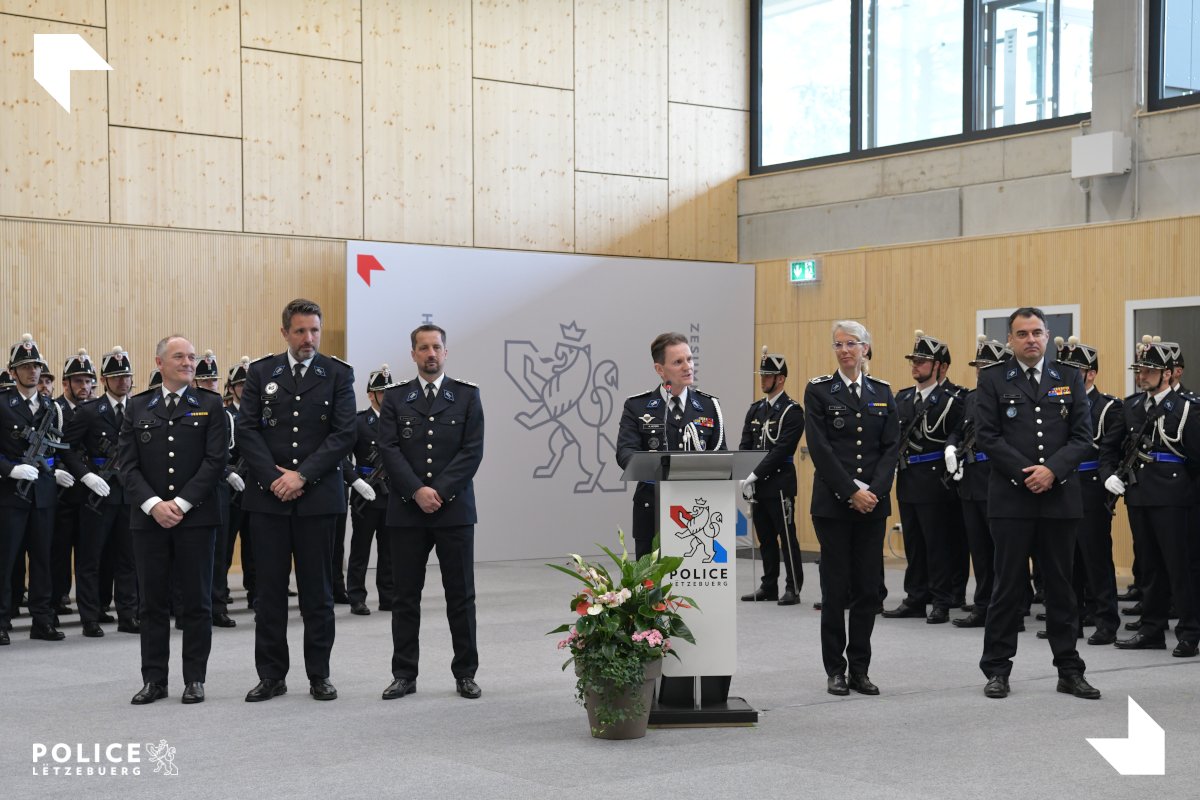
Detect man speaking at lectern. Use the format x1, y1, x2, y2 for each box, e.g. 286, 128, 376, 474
616, 332, 726, 561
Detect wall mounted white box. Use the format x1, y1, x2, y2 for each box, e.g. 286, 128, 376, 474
1071, 131, 1132, 178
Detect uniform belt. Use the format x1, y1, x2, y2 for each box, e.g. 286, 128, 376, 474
1149, 451, 1186, 464
356, 466, 376, 476
971, 452, 988, 463
905, 452, 942, 465
1078, 460, 1098, 472
91, 457, 108, 466
41, 457, 55, 467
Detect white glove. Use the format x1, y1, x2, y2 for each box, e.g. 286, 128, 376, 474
952, 466, 964, 482
226, 472, 245, 492
9, 464, 39, 481
1104, 475, 1126, 496
81, 472, 111, 497
352, 478, 377, 502
54, 469, 76, 488
944, 446, 958, 475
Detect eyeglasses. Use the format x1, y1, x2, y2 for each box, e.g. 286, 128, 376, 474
831, 341, 864, 351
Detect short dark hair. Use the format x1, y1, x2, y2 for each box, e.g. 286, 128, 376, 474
1007, 306, 1047, 333
282, 298, 323, 331
410, 324, 447, 349
650, 332, 688, 365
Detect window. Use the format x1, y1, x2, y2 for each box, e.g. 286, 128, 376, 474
752, 1, 1094, 173
977, 305, 1078, 346
1149, 0, 1200, 110
1124, 297, 1200, 395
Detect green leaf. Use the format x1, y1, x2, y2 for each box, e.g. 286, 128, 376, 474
546, 562, 592, 585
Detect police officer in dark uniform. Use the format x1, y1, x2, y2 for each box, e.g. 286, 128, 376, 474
0, 334, 67, 644
50, 349, 96, 616
976, 307, 1098, 700
739, 348, 804, 605
882, 331, 965, 624
616, 332, 727, 561
945, 336, 1012, 629
121, 335, 228, 705
378, 325, 485, 701
237, 299, 357, 702
62, 346, 141, 637
805, 321, 898, 695
1051, 336, 1123, 646
1104, 339, 1200, 656
344, 364, 393, 616
223, 357, 256, 608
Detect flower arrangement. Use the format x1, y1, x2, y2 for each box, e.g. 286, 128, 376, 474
548, 532, 697, 735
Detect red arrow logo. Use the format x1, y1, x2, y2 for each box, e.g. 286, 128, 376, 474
669, 505, 694, 530
356, 254, 385, 287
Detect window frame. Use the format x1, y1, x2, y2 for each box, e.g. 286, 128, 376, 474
1124, 295, 1200, 396
1147, 0, 1200, 112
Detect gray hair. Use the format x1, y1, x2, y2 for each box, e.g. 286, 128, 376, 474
155, 334, 191, 357
832, 320, 870, 346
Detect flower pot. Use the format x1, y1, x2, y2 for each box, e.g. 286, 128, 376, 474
578, 657, 663, 740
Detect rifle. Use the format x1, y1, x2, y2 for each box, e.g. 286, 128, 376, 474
896, 399, 928, 471
15, 407, 68, 503
350, 445, 389, 515
1104, 406, 1163, 515
84, 434, 122, 514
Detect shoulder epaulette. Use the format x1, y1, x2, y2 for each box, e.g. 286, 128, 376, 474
980, 361, 1006, 370
450, 376, 478, 387
131, 387, 157, 398
866, 374, 890, 386
385, 378, 414, 390
78, 396, 102, 405
896, 386, 915, 396
693, 388, 719, 400
251, 353, 275, 364
809, 374, 834, 384
194, 386, 221, 397
1123, 391, 1143, 403
626, 388, 658, 399
0, 386, 11, 394
327, 354, 353, 368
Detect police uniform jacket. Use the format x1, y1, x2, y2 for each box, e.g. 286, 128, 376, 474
946, 390, 990, 503
62, 395, 128, 506
1099, 387, 1199, 507
0, 387, 61, 509
343, 407, 389, 511
118, 386, 228, 529
55, 396, 90, 504
235, 352, 357, 516
1079, 387, 1123, 500
802, 374, 899, 520
974, 355, 1091, 519
738, 391, 803, 496
896, 380, 964, 504
377, 377, 484, 528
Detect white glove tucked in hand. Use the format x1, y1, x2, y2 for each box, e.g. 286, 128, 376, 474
952, 466, 964, 482
54, 469, 76, 488
352, 478, 377, 502
1103, 475, 1126, 496
81, 472, 111, 497
226, 472, 246, 492
9, 464, 39, 481
943, 446, 958, 475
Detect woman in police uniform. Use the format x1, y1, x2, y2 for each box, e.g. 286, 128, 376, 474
804, 321, 900, 696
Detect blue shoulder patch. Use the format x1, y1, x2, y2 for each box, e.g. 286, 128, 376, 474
444, 389, 455, 402
271, 365, 284, 377
1005, 367, 1019, 381
1047, 365, 1061, 380
314, 366, 327, 377
187, 393, 199, 406
148, 396, 160, 409
829, 381, 841, 394
405, 391, 419, 403
646, 398, 661, 409
691, 396, 703, 411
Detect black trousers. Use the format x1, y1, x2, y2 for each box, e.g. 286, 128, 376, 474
332, 511, 348, 596
250, 512, 336, 681
960, 498, 995, 612
388, 524, 477, 681
980, 517, 1085, 678
0, 505, 54, 627
752, 488, 803, 593
10, 524, 28, 609
897, 501, 959, 611
813, 515, 885, 677
1076, 479, 1120, 635
1126, 505, 1198, 644
347, 505, 392, 606
211, 482, 231, 614
75, 503, 138, 624
227, 502, 255, 603
51, 500, 81, 604
133, 525, 215, 685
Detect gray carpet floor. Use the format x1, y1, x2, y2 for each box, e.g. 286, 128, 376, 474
3, 557, 1196, 799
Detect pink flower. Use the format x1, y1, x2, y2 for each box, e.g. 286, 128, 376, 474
643, 579, 654, 588
575, 600, 589, 616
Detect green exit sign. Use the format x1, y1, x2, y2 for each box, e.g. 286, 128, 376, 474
789, 258, 820, 284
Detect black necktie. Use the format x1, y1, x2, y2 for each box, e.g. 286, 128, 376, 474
669, 396, 682, 422
913, 393, 924, 417
425, 382, 436, 407
849, 383, 859, 402
166, 393, 178, 413
294, 363, 304, 382
1027, 367, 1039, 395
114, 401, 124, 428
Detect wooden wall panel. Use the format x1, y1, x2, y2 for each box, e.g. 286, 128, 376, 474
242, 0, 362, 61
0, 0, 103, 25
668, 0, 748, 110
363, 0, 472, 246
755, 255, 867, 326
109, 127, 241, 230
473, 79, 573, 252
574, 0, 667, 178
0, 15, 108, 221
107, 0, 241, 136
242, 50, 363, 239
471, 0, 572, 89
574, 172, 667, 258
668, 102, 745, 262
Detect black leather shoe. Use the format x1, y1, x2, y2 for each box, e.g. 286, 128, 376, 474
212, 612, 236, 628
30, 623, 65, 641
309, 678, 338, 701
827, 674, 849, 696
382, 677, 416, 699
952, 611, 986, 628
181, 682, 205, 704
332, 591, 350, 605
82, 621, 104, 637
0, 629, 9, 645
1114, 633, 1166, 650
1081, 614, 1097, 627
848, 673, 879, 695
740, 588, 778, 602
1031, 590, 1044, 605
1124, 619, 1142, 631
961, 603, 975, 613
1172, 640, 1199, 658
378, 602, 393, 612
777, 589, 800, 606
1035, 612, 1047, 621
1037, 629, 1083, 639
245, 679, 287, 702
54, 603, 74, 615
117, 618, 140, 634
813, 601, 823, 611
1087, 629, 1117, 646
98, 612, 116, 623
926, 607, 950, 624
350, 601, 371, 616
1116, 586, 1141, 602
881, 603, 925, 619
1121, 602, 1143, 616
984, 675, 1010, 699
131, 683, 168, 705
456, 677, 482, 699
1057, 674, 1100, 699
